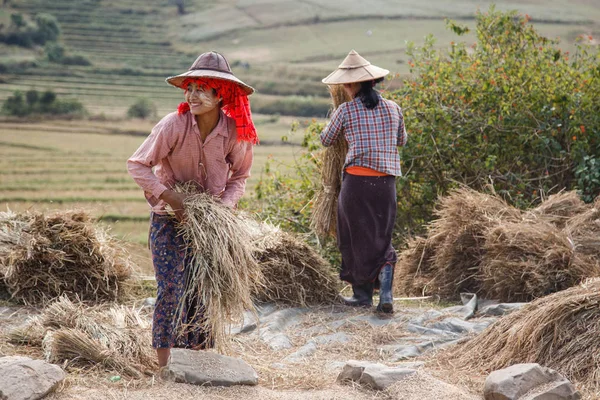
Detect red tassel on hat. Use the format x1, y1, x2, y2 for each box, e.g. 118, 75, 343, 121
177, 102, 190, 115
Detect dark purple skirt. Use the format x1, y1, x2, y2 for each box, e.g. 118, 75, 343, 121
337, 173, 397, 285
149, 213, 211, 349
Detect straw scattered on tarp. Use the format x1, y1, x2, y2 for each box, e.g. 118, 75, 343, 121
445, 278, 600, 391
7, 296, 154, 377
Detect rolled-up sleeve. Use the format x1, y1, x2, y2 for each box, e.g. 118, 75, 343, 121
126, 116, 177, 200
397, 105, 408, 147
320, 104, 346, 147
221, 140, 253, 208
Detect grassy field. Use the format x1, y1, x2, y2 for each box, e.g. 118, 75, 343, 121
0, 0, 598, 269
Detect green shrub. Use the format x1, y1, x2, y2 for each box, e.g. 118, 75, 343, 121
252, 96, 330, 117
385, 7, 600, 233
1, 12, 60, 48
2, 89, 86, 118
127, 98, 157, 119
251, 7, 600, 244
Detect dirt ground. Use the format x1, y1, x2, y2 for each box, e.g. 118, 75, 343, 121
1, 300, 486, 400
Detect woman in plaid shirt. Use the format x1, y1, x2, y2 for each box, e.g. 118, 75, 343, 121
320, 50, 407, 314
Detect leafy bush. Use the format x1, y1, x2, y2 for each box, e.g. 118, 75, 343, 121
0, 12, 60, 48
127, 98, 157, 119
2, 89, 86, 118
252, 96, 330, 118
385, 7, 600, 233
45, 43, 91, 66
251, 7, 600, 245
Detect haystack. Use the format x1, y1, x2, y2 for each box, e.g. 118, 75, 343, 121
425, 187, 521, 298
394, 236, 437, 296
176, 190, 263, 352
7, 296, 154, 377
480, 221, 600, 302
0, 210, 133, 305
310, 84, 351, 238
446, 279, 600, 389
395, 188, 600, 302
252, 228, 339, 306
524, 190, 589, 227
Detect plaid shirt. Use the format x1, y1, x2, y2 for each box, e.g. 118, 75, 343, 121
320, 96, 407, 176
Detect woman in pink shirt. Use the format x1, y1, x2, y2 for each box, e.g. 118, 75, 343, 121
127, 51, 257, 367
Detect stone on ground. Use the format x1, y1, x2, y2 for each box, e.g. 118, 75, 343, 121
164, 349, 258, 387
0, 356, 65, 400
484, 363, 580, 400
337, 360, 417, 390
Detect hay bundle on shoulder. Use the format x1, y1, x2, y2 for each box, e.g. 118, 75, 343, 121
7, 296, 154, 377
310, 85, 351, 238
175, 189, 262, 352
446, 279, 600, 390
250, 222, 339, 306
0, 210, 132, 305
426, 187, 521, 298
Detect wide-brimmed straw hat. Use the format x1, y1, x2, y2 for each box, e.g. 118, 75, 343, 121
322, 50, 389, 85
166, 51, 254, 95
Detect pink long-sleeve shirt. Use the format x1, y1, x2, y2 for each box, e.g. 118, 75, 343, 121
127, 110, 253, 213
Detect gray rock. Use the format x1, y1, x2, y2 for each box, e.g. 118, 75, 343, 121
259, 308, 306, 350
0, 356, 65, 400
484, 363, 580, 400
523, 380, 581, 400
165, 349, 258, 387
284, 342, 317, 363
337, 360, 417, 390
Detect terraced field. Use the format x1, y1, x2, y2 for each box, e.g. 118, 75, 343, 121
0, 0, 598, 261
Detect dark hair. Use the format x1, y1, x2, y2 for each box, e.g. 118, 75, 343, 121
358, 77, 384, 109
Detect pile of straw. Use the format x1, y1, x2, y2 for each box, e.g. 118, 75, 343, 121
310, 85, 351, 238
396, 188, 600, 302
446, 279, 600, 389
7, 296, 154, 377
176, 191, 263, 352
0, 210, 132, 304
252, 228, 339, 306
480, 221, 599, 302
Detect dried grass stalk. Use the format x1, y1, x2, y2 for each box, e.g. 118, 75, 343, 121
394, 236, 437, 296
480, 221, 600, 302
564, 206, 600, 258
252, 228, 339, 306
446, 279, 600, 389
426, 187, 521, 298
310, 85, 351, 238
0, 210, 133, 304
176, 188, 263, 353
524, 190, 589, 227
9, 296, 155, 376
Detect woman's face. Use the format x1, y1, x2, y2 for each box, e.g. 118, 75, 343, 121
184, 82, 221, 115
343, 82, 361, 98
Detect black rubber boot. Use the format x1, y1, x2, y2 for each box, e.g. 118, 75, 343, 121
376, 264, 394, 314
341, 283, 373, 307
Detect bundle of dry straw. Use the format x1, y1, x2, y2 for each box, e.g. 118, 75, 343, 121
310, 85, 351, 238
395, 188, 600, 302
0, 210, 132, 304
251, 226, 339, 306
7, 296, 154, 377
175, 189, 262, 352
446, 279, 600, 390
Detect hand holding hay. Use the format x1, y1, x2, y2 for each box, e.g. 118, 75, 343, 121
174, 188, 263, 352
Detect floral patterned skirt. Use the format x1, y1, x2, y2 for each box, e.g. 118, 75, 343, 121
149, 213, 212, 349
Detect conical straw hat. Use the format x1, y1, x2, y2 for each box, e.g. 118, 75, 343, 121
322, 50, 389, 85
166, 51, 254, 95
